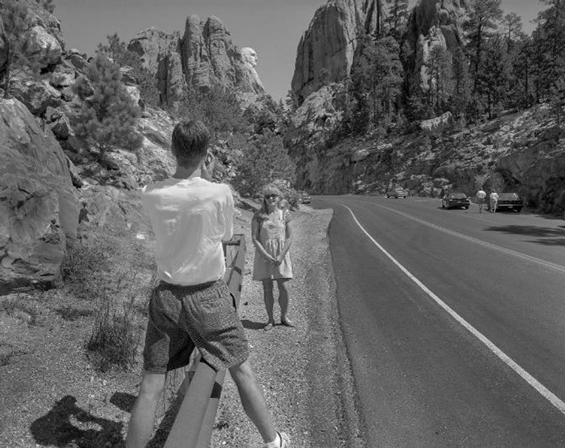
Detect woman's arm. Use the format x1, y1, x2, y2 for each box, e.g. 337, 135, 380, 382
252, 217, 276, 263
275, 218, 294, 264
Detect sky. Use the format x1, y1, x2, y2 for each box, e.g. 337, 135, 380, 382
54, 0, 546, 102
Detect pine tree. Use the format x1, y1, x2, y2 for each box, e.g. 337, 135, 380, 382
71, 53, 142, 163
451, 47, 472, 117
384, 0, 410, 40
426, 45, 453, 115
232, 130, 296, 197
478, 36, 511, 118
348, 35, 403, 134
177, 85, 249, 139
97, 33, 159, 107
463, 0, 503, 92
531, 0, 565, 102
0, 0, 43, 98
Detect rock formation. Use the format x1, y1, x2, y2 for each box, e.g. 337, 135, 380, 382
0, 98, 79, 292
0, 0, 65, 75
128, 15, 265, 108
404, 0, 468, 93
291, 0, 385, 104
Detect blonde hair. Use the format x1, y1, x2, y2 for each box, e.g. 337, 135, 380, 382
255, 183, 283, 220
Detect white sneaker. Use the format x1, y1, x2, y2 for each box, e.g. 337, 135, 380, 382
279, 432, 290, 447
264, 431, 291, 447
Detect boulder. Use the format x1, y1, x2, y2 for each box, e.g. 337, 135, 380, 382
10, 76, 62, 116
27, 25, 63, 68
421, 111, 454, 135
0, 98, 79, 293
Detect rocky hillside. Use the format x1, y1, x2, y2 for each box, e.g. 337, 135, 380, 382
0, 2, 258, 294
287, 0, 565, 218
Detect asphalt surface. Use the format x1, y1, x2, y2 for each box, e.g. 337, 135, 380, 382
313, 195, 565, 448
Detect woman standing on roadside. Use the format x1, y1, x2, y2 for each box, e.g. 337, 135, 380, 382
252, 184, 295, 331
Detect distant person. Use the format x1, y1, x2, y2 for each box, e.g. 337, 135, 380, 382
490, 191, 499, 213
252, 184, 295, 331
126, 121, 290, 448
476, 189, 486, 213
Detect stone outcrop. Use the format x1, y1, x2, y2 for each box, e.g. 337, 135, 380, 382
0, 0, 65, 75
404, 0, 468, 93
291, 0, 384, 104
128, 15, 265, 108
0, 98, 79, 293
420, 111, 454, 135
127, 28, 184, 108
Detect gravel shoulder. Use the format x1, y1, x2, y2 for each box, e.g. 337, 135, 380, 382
210, 205, 365, 447
0, 204, 365, 448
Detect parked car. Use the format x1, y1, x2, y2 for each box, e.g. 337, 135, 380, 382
386, 188, 408, 199
299, 191, 311, 204
490, 192, 523, 212
442, 192, 471, 209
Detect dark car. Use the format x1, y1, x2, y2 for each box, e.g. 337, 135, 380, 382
491, 192, 523, 212
299, 191, 311, 204
442, 192, 471, 210
386, 188, 408, 199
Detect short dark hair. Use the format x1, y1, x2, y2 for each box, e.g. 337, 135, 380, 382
171, 120, 210, 167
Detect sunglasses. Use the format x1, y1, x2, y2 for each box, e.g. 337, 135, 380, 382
265, 194, 278, 200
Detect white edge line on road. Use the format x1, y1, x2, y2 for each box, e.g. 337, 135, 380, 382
360, 200, 565, 274
343, 205, 565, 416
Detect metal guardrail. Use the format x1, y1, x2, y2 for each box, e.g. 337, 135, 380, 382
162, 234, 246, 448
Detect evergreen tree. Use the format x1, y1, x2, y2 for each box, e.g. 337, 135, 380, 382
508, 34, 533, 109
231, 130, 296, 197
0, 0, 43, 98
451, 47, 472, 117
531, 0, 565, 102
97, 33, 160, 107
463, 0, 503, 92
478, 35, 511, 118
72, 53, 142, 163
426, 45, 453, 115
177, 85, 249, 140
384, 0, 410, 40
502, 12, 523, 51
348, 35, 403, 134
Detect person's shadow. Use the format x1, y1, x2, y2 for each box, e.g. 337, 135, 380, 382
30, 395, 124, 447
241, 318, 266, 330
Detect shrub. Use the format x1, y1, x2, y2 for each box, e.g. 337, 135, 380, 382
85, 279, 140, 372
63, 233, 154, 372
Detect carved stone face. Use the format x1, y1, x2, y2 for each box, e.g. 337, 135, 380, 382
241, 47, 258, 67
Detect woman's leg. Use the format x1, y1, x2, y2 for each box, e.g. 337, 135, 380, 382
276, 279, 294, 327
262, 279, 275, 329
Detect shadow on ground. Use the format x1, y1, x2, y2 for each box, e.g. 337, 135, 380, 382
241, 318, 266, 330
485, 225, 565, 246
30, 395, 124, 447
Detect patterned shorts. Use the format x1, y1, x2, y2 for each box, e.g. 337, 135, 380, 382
143, 279, 249, 374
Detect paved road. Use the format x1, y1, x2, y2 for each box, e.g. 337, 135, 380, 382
313, 195, 565, 447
